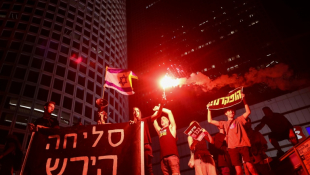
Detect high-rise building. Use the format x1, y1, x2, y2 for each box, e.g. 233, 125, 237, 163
0, 0, 128, 153
127, 0, 308, 124
127, 0, 309, 174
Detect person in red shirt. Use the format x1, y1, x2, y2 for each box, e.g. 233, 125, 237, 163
187, 121, 217, 175
154, 108, 180, 175
207, 93, 258, 175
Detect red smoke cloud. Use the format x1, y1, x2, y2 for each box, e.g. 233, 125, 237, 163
178, 63, 309, 91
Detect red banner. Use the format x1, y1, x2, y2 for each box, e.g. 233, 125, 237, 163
208, 87, 243, 110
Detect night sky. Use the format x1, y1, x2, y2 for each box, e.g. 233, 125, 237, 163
126, 0, 310, 135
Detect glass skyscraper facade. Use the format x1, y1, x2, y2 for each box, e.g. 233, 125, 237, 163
0, 0, 129, 154
127, 0, 309, 174
127, 0, 308, 124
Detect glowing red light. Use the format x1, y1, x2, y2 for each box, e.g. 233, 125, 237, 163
70, 54, 82, 64
160, 75, 179, 89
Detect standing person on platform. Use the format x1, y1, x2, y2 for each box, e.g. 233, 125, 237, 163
97, 106, 109, 125
209, 126, 234, 175
246, 127, 274, 175
153, 108, 180, 175
207, 93, 258, 175
28, 101, 59, 132
187, 121, 217, 175
254, 107, 298, 157
130, 103, 163, 175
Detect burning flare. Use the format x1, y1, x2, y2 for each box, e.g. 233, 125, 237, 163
160, 63, 309, 93
160, 75, 180, 89
178, 63, 309, 92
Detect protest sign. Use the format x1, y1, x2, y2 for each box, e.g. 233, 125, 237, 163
184, 121, 206, 141
208, 87, 243, 110
22, 122, 143, 175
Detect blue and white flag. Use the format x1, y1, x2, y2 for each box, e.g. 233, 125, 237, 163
104, 67, 138, 95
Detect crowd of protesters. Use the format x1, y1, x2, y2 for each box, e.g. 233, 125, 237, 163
0, 92, 299, 175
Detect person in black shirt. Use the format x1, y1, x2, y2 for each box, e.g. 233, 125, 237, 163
130, 103, 163, 175
28, 101, 59, 132
246, 127, 274, 175
209, 127, 234, 175
254, 107, 298, 157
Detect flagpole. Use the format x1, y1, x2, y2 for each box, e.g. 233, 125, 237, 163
102, 66, 108, 99
102, 84, 106, 99
20, 131, 35, 174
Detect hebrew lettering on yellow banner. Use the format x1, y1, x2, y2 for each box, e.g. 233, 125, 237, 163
208, 87, 243, 110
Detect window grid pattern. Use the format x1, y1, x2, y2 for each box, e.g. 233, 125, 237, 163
0, 0, 129, 151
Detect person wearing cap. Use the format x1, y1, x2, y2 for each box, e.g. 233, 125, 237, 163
28, 101, 59, 132
207, 93, 258, 175
254, 107, 298, 157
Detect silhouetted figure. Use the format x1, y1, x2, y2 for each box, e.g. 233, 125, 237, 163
254, 107, 298, 157
0, 135, 23, 175
246, 127, 275, 175
209, 127, 234, 175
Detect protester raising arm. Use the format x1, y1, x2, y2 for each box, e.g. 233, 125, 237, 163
241, 93, 251, 119
155, 107, 180, 175
188, 135, 198, 151
203, 128, 214, 144
207, 103, 220, 127
153, 108, 175, 137
165, 108, 176, 137
151, 103, 163, 122
153, 118, 161, 136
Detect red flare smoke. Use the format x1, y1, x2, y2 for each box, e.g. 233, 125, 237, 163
178, 63, 309, 91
